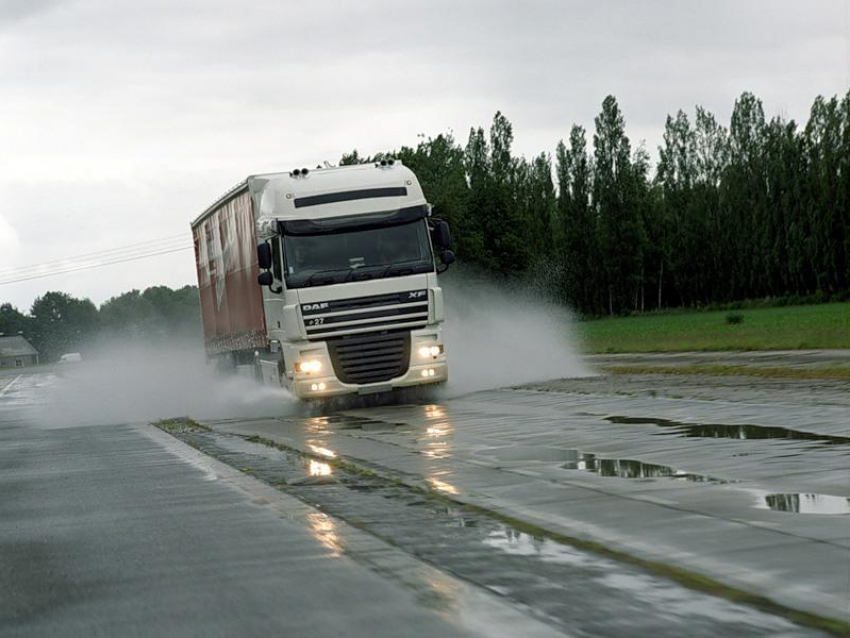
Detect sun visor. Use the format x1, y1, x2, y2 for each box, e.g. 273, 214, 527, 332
278, 205, 429, 236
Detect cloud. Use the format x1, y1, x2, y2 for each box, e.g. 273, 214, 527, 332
0, 0, 846, 309
0, 0, 67, 28
0, 213, 21, 266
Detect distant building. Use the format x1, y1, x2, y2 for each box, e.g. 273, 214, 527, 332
0, 335, 39, 368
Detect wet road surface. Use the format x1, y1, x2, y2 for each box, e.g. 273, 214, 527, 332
1, 360, 847, 636
0, 373, 559, 638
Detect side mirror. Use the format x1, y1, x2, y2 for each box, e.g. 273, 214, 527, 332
440, 249, 455, 265
257, 243, 272, 270
434, 220, 452, 250
257, 271, 274, 287
430, 219, 452, 250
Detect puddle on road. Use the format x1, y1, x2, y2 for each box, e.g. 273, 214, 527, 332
605, 416, 850, 445
480, 446, 725, 483
479, 445, 847, 514
746, 490, 850, 515
483, 526, 591, 567
560, 453, 724, 483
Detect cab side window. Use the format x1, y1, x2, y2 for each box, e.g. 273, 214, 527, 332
271, 237, 283, 281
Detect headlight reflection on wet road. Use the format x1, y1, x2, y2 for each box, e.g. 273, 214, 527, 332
308, 443, 337, 459
309, 460, 332, 477
305, 417, 330, 434
306, 511, 343, 557
424, 405, 446, 420
427, 477, 459, 495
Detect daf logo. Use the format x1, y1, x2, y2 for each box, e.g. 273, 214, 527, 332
408, 291, 427, 299
303, 302, 329, 311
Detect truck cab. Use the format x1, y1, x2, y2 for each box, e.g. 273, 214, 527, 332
192, 160, 453, 400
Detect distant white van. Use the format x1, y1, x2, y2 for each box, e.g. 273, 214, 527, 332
58, 353, 83, 364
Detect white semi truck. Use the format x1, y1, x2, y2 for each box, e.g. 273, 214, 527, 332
190, 160, 454, 399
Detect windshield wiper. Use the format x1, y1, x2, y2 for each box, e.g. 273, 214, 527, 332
298, 262, 430, 287
303, 268, 351, 287
377, 262, 430, 279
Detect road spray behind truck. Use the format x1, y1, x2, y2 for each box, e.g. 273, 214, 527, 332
190, 160, 454, 400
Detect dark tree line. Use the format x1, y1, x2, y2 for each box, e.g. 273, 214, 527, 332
0, 286, 201, 362
345, 91, 850, 316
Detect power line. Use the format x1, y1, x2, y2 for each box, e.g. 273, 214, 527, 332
0, 245, 194, 287
0, 238, 193, 281
0, 233, 191, 276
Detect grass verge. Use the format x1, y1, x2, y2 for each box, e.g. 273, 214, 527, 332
579, 302, 850, 353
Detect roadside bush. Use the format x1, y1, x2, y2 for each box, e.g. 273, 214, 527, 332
725, 312, 744, 325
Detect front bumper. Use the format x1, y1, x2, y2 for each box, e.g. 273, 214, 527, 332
292, 360, 447, 399
286, 327, 447, 399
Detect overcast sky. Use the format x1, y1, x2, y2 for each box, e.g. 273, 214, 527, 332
0, 0, 847, 311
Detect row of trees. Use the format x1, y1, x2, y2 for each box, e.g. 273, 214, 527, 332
0, 286, 201, 362
344, 91, 849, 315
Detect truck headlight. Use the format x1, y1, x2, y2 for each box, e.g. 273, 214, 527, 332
417, 345, 443, 359
296, 359, 323, 374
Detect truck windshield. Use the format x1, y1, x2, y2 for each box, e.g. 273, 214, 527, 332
282, 219, 434, 288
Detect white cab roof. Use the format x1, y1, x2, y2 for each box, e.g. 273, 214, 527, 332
249, 161, 426, 222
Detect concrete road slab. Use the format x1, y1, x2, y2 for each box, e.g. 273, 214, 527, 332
0, 377, 563, 638
205, 366, 850, 625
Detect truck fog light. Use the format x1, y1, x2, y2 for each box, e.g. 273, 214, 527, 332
318, 382, 326, 391
421, 368, 436, 378
310, 382, 327, 392
417, 345, 443, 359
296, 359, 323, 374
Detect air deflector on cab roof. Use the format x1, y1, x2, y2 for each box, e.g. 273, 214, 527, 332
279, 205, 428, 236
293, 187, 408, 209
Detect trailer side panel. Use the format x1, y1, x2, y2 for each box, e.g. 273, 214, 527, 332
192, 190, 267, 357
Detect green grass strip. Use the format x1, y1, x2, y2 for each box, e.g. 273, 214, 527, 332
578, 302, 850, 353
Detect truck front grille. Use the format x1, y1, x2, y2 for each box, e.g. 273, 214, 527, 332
327, 331, 411, 385
302, 290, 429, 340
